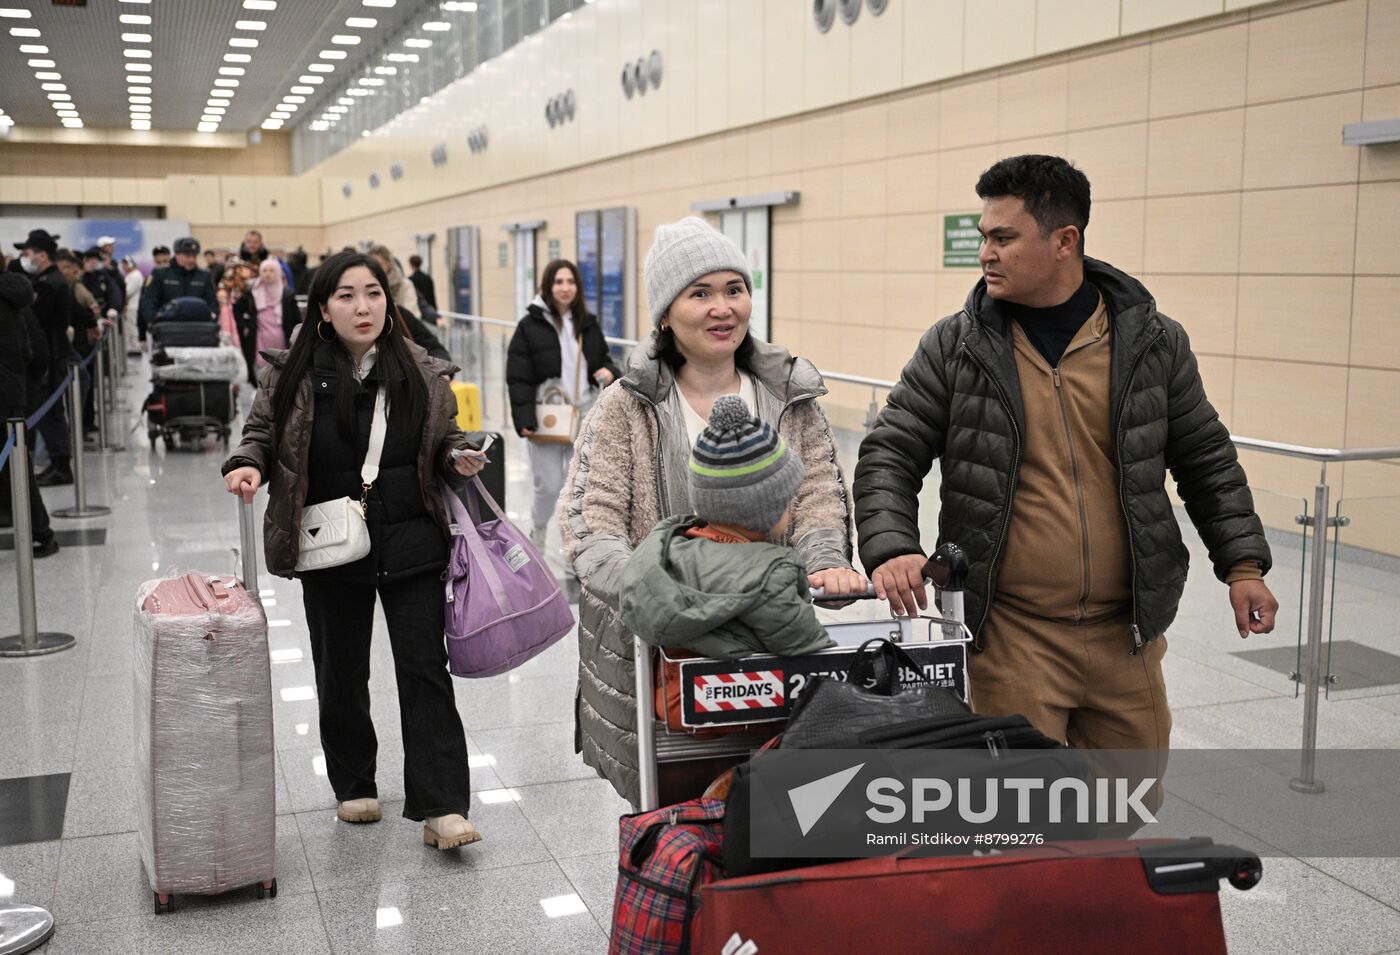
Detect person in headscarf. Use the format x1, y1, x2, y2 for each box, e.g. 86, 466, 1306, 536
233, 257, 302, 388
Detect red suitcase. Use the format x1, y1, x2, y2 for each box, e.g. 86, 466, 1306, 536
695, 838, 1261, 955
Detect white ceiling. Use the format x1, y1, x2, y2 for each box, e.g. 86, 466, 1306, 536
0, 0, 435, 134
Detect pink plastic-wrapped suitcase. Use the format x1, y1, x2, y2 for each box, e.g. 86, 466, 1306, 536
132, 501, 276, 913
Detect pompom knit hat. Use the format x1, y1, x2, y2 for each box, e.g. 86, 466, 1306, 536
644, 216, 752, 327
689, 395, 804, 532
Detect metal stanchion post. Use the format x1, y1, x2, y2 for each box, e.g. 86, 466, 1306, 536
1290, 466, 1330, 794
93, 340, 125, 454
107, 330, 130, 410
51, 372, 110, 519
0, 419, 76, 657
0, 900, 56, 954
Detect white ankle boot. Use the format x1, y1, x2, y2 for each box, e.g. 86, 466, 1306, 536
337, 797, 383, 823
423, 813, 481, 850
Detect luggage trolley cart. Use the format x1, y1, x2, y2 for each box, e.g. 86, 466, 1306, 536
633, 544, 973, 811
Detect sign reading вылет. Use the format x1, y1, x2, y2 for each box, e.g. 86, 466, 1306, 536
944, 214, 981, 268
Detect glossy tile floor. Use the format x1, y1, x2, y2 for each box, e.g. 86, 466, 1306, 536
0, 354, 1398, 953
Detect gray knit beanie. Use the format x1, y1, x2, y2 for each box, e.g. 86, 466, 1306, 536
644, 216, 752, 327
689, 395, 804, 533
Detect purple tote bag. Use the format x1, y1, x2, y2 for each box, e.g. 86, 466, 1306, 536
441, 478, 575, 678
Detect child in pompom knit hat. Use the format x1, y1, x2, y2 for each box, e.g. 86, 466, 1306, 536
621, 395, 866, 660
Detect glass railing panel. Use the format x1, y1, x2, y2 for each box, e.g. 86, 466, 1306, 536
1325, 493, 1400, 702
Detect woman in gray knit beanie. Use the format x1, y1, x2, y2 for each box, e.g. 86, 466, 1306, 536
556, 215, 865, 806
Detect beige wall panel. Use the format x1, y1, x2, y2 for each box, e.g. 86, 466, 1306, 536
218, 176, 256, 227
887, 88, 941, 157
0, 178, 24, 202
839, 216, 887, 272
1336, 463, 1400, 555
1367, 0, 1400, 87
1143, 193, 1241, 274
1148, 23, 1247, 119
800, 220, 841, 271
1067, 123, 1148, 200
901, 0, 964, 87
799, 273, 841, 325
1242, 92, 1362, 190
1121, 0, 1222, 35
884, 213, 940, 273
1036, 0, 1120, 54
745, 127, 773, 178
1239, 185, 1356, 276
842, 159, 889, 217
1350, 276, 1400, 370
798, 165, 843, 219
24, 178, 58, 203
1144, 274, 1238, 355
762, 0, 805, 119
996, 133, 1070, 162
803, 1, 851, 111
964, 0, 1036, 72
1345, 367, 1400, 447
165, 175, 223, 225
1146, 109, 1245, 196
1235, 275, 1353, 366
842, 101, 889, 165
768, 118, 803, 174
939, 77, 998, 150
1087, 197, 1145, 273
884, 152, 940, 214
1067, 44, 1150, 131
1245, 0, 1366, 104
839, 271, 887, 328
108, 177, 143, 204
588, 0, 624, 162
771, 221, 801, 272
884, 272, 940, 329
693, 0, 730, 136
936, 268, 978, 313
1360, 85, 1400, 182
998, 63, 1069, 140
80, 177, 111, 205
800, 111, 844, 170
1355, 182, 1400, 275
850, 0, 904, 99
1232, 357, 1349, 447
661, 0, 698, 142
936, 143, 998, 210
698, 134, 747, 188
726, 0, 766, 128
1195, 354, 1235, 426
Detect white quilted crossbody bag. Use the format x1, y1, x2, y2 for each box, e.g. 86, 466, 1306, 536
294, 386, 387, 573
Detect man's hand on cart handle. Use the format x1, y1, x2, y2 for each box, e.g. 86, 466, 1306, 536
872, 553, 930, 617
1229, 579, 1278, 639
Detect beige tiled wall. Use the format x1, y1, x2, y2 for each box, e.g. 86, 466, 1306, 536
309, 0, 1398, 553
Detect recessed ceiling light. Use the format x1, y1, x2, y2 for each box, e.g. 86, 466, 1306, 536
122, 32, 152, 42
56, 109, 78, 116
119, 0, 153, 4
9, 27, 40, 37
319, 50, 348, 59
290, 86, 313, 94
373, 66, 396, 75
197, 122, 219, 132
27, 59, 55, 68
18, 44, 46, 53
0, 9, 33, 18
209, 90, 234, 98
297, 75, 324, 84
331, 34, 361, 44
345, 17, 376, 27
360, 77, 385, 86
270, 111, 290, 119
118, 14, 151, 25
125, 63, 152, 72
224, 55, 251, 65
132, 123, 152, 131
129, 95, 151, 104
124, 49, 153, 58
33, 71, 61, 80
308, 63, 333, 72
262, 119, 284, 129
338, 97, 353, 104
215, 79, 240, 87
47, 93, 71, 101
219, 66, 246, 76
131, 106, 152, 114
363, 0, 396, 7
404, 38, 431, 48
40, 83, 66, 91
441, 1, 479, 10
61, 119, 84, 128
128, 85, 152, 95
234, 19, 267, 30
283, 95, 305, 103
243, 0, 277, 8
229, 37, 258, 47
422, 21, 450, 31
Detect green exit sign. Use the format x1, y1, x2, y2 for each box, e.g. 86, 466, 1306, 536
943, 213, 981, 268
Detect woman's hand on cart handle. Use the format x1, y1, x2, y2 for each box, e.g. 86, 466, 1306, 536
809, 567, 873, 606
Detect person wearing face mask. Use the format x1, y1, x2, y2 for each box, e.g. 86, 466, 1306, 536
559, 219, 862, 805
221, 251, 487, 852
506, 258, 621, 552
138, 237, 217, 347
233, 257, 302, 388
13, 230, 77, 486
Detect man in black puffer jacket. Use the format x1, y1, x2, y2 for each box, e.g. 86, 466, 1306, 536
855, 155, 1276, 762
0, 270, 58, 555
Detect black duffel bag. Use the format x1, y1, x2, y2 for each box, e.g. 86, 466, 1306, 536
153, 296, 216, 325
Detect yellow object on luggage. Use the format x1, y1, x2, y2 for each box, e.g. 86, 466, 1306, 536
451, 380, 482, 431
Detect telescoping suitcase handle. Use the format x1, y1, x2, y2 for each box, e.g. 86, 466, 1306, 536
237, 498, 259, 593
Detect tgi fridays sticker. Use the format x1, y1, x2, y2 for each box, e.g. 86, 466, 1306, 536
677, 642, 968, 728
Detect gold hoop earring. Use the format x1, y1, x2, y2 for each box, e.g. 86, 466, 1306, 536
316, 321, 335, 343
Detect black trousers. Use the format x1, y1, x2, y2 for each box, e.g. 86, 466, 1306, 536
0, 445, 53, 542
301, 569, 472, 821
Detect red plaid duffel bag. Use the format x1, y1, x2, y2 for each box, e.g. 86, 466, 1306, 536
608, 797, 725, 955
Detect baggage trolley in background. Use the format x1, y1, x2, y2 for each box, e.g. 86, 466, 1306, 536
133, 500, 276, 913
633, 544, 973, 812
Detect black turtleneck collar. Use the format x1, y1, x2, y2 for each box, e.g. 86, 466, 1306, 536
1002, 277, 1101, 368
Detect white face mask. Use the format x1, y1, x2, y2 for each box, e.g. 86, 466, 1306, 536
19, 255, 37, 274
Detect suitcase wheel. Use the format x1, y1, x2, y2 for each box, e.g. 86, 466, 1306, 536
1228, 858, 1263, 891
153, 892, 175, 914
255, 878, 278, 900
